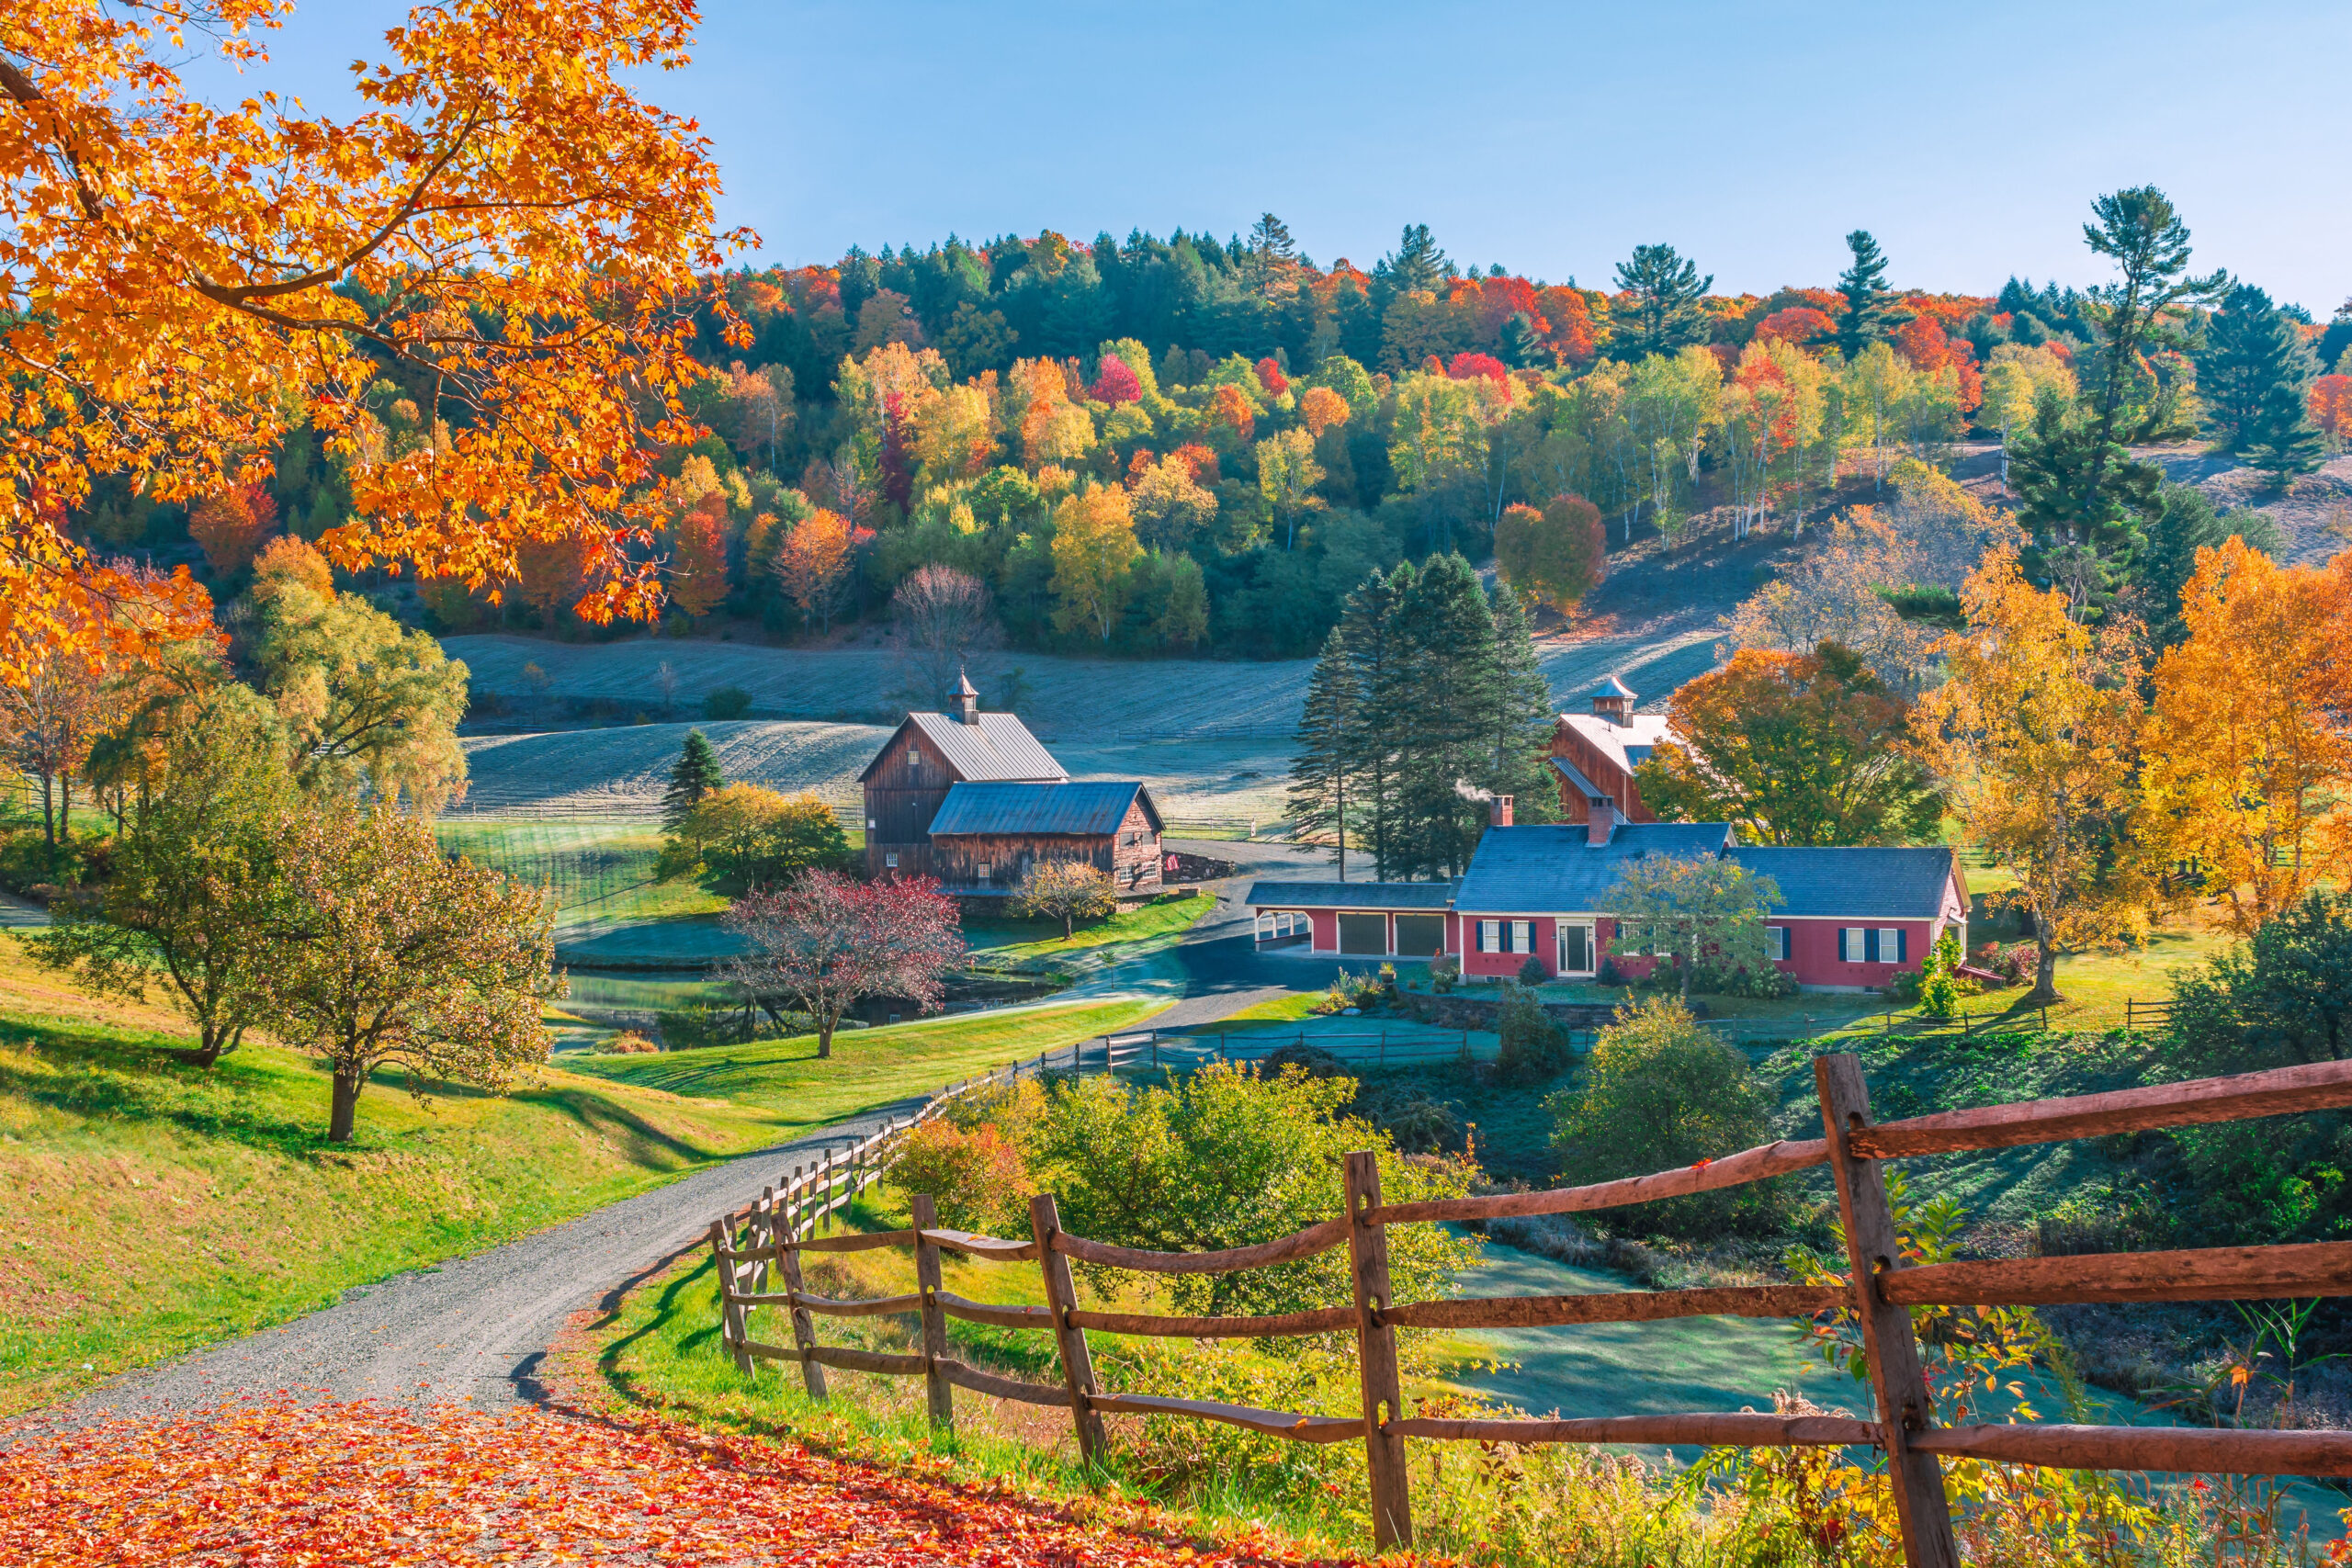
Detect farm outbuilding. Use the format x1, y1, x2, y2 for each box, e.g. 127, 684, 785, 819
855, 675, 1159, 900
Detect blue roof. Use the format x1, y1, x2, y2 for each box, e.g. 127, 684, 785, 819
1453, 822, 1735, 913
1727, 847, 1961, 920
1245, 880, 1456, 911
927, 781, 1159, 838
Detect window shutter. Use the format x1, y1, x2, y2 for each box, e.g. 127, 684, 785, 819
1839, 928, 1858, 962
1886, 928, 1906, 963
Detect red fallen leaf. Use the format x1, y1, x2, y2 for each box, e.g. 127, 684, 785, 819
1691, 1157, 1712, 1169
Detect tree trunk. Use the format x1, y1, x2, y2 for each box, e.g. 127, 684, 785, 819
328, 1066, 365, 1143
1063, 909, 1074, 939
816, 1014, 834, 1059
39, 772, 54, 848
2028, 917, 2064, 1007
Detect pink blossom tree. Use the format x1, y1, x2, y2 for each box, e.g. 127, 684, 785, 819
720, 870, 965, 1058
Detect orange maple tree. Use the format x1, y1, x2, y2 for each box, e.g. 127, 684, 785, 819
185, 484, 280, 576
2309, 373, 2352, 443
666, 492, 730, 619
774, 508, 872, 634
0, 0, 746, 683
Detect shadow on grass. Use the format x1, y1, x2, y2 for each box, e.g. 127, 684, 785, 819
0, 1017, 338, 1156
510, 1083, 743, 1169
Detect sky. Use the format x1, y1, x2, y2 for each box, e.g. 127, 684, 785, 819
187, 1, 2352, 310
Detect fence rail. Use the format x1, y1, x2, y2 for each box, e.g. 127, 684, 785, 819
707, 1052, 2352, 1564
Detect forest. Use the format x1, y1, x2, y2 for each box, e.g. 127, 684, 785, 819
69, 215, 2352, 663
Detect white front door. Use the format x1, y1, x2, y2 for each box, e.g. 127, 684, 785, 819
1557, 920, 1596, 976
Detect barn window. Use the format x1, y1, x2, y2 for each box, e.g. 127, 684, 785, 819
977, 863, 992, 883
885, 853, 899, 869
866, 818, 877, 830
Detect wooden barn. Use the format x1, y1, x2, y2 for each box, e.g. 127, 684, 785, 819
855, 675, 1161, 899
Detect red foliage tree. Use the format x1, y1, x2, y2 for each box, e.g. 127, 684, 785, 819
1894, 314, 1982, 412
879, 390, 915, 513
1535, 286, 1599, 367
1207, 384, 1255, 444
187, 484, 279, 575
1169, 442, 1221, 486
719, 869, 965, 1058
1090, 354, 1142, 405
1751, 306, 1835, 347
514, 533, 594, 629
2311, 374, 2352, 442
667, 492, 729, 618
1446, 352, 1510, 392
774, 508, 872, 635
1254, 356, 1289, 398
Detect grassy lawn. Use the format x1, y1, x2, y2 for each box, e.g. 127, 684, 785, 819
0, 935, 785, 1415
963, 891, 1214, 963
562, 999, 1167, 1130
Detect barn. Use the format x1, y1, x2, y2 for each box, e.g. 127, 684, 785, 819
855, 674, 1161, 900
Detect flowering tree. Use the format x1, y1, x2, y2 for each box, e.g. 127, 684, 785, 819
721, 870, 965, 1059
1, 1, 745, 683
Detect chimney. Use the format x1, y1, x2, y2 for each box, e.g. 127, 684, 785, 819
1490, 795, 1513, 829
1587, 796, 1619, 846
953, 667, 980, 726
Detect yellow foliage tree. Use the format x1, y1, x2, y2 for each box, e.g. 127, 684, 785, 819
2143, 538, 2352, 933
1913, 551, 2153, 1003
0, 0, 745, 682
1048, 484, 1140, 643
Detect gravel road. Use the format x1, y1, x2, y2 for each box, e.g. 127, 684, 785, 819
28, 840, 1336, 1428
43, 1098, 928, 1428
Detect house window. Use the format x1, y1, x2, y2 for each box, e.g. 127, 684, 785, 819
885, 852, 899, 869
1881, 928, 1905, 964
1477, 919, 1502, 953
1510, 919, 1532, 955
1769, 926, 1790, 963
1839, 928, 1905, 963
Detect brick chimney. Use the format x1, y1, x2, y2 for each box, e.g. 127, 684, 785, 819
1490, 795, 1513, 829
953, 668, 980, 726
1587, 796, 1619, 846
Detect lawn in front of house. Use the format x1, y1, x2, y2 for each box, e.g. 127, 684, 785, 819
962, 891, 1215, 963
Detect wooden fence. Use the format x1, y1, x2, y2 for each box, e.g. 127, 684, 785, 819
707, 1052, 2352, 1565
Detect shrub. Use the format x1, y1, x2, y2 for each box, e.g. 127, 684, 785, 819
1918, 929, 1963, 1018
703, 685, 753, 720
1495, 986, 1573, 1083
2166, 888, 2352, 1076
1547, 997, 1784, 1238
1972, 941, 2037, 986
1428, 955, 1460, 994
885, 1119, 1029, 1235
1516, 953, 1548, 987
1596, 957, 1623, 987
604, 1031, 662, 1055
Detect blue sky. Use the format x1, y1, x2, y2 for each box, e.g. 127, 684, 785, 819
194, 2, 2350, 310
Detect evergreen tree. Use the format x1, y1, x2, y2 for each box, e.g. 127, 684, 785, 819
1340, 563, 1415, 879
1610, 243, 1713, 359
1833, 230, 1901, 360
1376, 223, 1451, 297
2134, 482, 2286, 649
662, 729, 726, 829
2196, 282, 2324, 484
2007, 389, 2162, 618
1389, 555, 1499, 878
1287, 624, 1363, 880
1478, 585, 1561, 823
2074, 186, 2227, 512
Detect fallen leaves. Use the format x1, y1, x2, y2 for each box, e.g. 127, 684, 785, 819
0, 1400, 1377, 1567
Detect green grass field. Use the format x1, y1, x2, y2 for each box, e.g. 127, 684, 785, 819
437, 816, 728, 939
563, 999, 1166, 1133
964, 892, 1214, 964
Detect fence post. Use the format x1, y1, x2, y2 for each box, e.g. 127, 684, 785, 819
910, 1192, 955, 1431
1029, 1192, 1106, 1466
773, 1204, 829, 1401
1815, 1054, 1957, 1568
1343, 1150, 1413, 1551
710, 1220, 755, 1376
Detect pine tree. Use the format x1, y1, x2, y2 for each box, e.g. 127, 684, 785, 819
1610, 243, 1713, 359
1389, 555, 1498, 878
2007, 388, 2162, 619
2135, 482, 2287, 649
1479, 585, 1560, 823
662, 729, 726, 829
1833, 230, 1901, 360
1340, 563, 1415, 879
1377, 224, 1450, 297
2196, 282, 2325, 484
1287, 625, 1363, 880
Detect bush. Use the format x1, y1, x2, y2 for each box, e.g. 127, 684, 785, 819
1495, 986, 1573, 1083
703, 685, 753, 720
885, 1119, 1029, 1235
1516, 954, 1548, 987
1428, 954, 1460, 994
603, 1031, 662, 1055
1596, 957, 1623, 987
1918, 929, 1963, 1017
2166, 888, 2352, 1075
1972, 941, 2037, 986
1547, 997, 1784, 1238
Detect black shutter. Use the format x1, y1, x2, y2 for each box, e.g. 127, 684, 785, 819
1864, 929, 1880, 964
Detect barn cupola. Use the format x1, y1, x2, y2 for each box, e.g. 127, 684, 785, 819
1589, 675, 1636, 727
953, 669, 980, 726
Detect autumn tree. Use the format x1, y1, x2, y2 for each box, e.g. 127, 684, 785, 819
1298, 384, 1351, 438
0, 1, 746, 685
267, 799, 560, 1142
1048, 483, 1140, 642
1256, 428, 1324, 550
890, 564, 997, 705
1638, 643, 1942, 846
1494, 492, 1606, 613
1913, 551, 2154, 1004
774, 509, 871, 635
1128, 454, 1217, 553
1604, 854, 1783, 1003
30, 687, 296, 1067
253, 541, 469, 811
2143, 539, 2352, 933
719, 870, 964, 1058
661, 784, 851, 894
665, 491, 729, 619
187, 484, 280, 576
1010, 858, 1118, 938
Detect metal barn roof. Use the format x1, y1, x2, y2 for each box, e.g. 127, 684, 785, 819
856, 711, 1068, 784
927, 780, 1159, 838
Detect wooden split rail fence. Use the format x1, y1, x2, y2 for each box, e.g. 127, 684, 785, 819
708, 1052, 2352, 1565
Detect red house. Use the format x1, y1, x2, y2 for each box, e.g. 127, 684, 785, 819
1246, 805, 1968, 993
